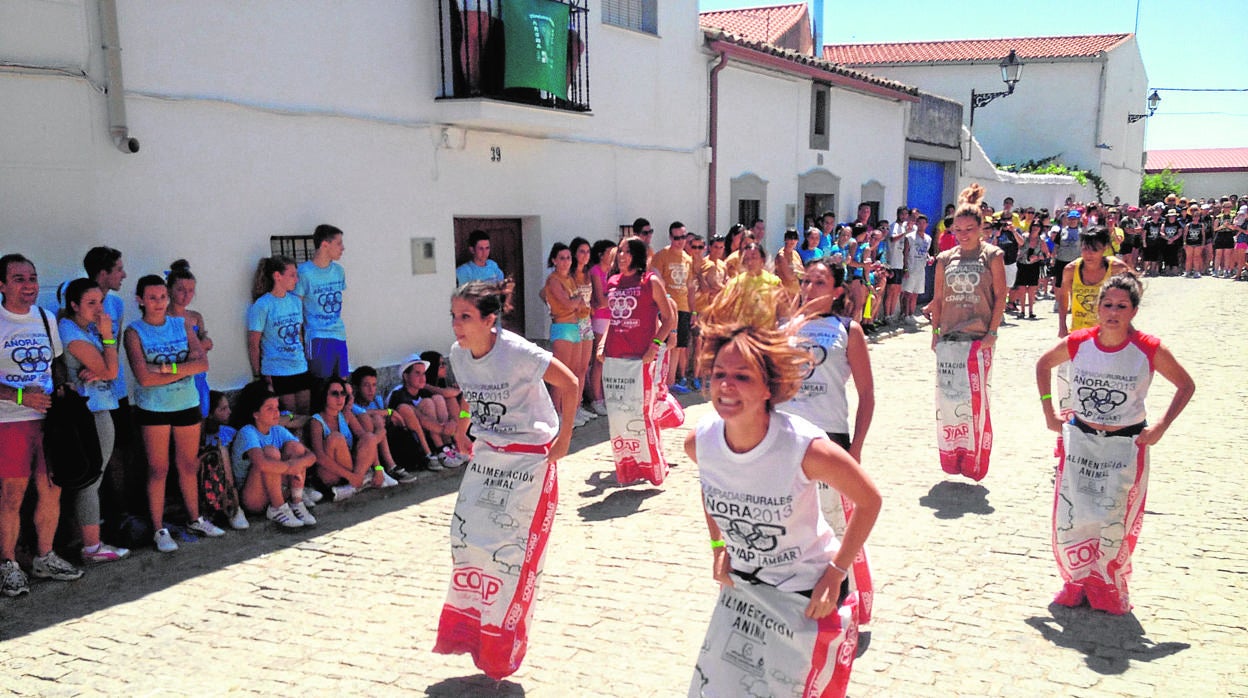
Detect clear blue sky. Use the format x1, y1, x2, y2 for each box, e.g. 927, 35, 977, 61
698, 0, 1247, 151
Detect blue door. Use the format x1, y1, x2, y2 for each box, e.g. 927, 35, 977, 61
907, 159, 945, 222
907, 159, 946, 304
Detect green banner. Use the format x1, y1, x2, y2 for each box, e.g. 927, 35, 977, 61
502, 0, 570, 97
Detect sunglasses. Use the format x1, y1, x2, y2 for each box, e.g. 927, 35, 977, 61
690, 244, 705, 250
327, 390, 346, 397
670, 235, 687, 241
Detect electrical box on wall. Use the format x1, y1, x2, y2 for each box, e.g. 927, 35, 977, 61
410, 237, 436, 275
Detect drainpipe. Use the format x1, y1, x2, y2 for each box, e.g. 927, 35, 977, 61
707, 50, 728, 237
99, 0, 139, 153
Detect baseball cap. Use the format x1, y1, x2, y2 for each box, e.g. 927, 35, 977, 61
1166, 208, 1178, 216
1065, 210, 1080, 219
399, 353, 430, 376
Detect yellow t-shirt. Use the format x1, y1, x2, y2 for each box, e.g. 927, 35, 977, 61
650, 247, 692, 313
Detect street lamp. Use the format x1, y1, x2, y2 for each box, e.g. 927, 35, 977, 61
1128, 90, 1162, 123
969, 49, 1024, 129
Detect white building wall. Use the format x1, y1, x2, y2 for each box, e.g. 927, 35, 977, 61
1097, 37, 1148, 203
961, 129, 1095, 213
1162, 171, 1248, 200
862, 61, 1104, 173
0, 0, 708, 388
714, 61, 908, 248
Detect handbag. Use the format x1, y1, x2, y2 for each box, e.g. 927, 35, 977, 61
37, 308, 104, 491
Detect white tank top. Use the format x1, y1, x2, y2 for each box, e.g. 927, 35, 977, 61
780, 315, 852, 434
1066, 327, 1158, 427
695, 411, 838, 592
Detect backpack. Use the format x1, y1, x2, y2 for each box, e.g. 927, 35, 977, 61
38, 309, 105, 491
197, 442, 238, 519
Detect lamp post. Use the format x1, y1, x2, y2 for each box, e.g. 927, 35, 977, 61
1128, 90, 1162, 123
968, 49, 1024, 129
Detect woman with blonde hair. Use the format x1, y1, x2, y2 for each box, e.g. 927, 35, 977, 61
928, 183, 1007, 481
685, 316, 880, 697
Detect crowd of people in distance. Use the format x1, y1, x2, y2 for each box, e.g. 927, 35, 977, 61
1, 183, 1214, 694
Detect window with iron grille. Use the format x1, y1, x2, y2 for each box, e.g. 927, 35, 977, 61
437, 0, 590, 112
270, 236, 316, 263
603, 0, 657, 34
737, 200, 760, 228
810, 83, 829, 150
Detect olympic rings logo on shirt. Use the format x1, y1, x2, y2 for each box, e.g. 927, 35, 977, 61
317, 291, 342, 314
10, 346, 52, 373
1077, 387, 1128, 415
607, 296, 637, 319
150, 350, 189, 365
715, 517, 786, 552
795, 339, 827, 380
276, 322, 302, 345
946, 269, 981, 295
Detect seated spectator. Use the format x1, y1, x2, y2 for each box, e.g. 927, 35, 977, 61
308, 377, 397, 502
456, 230, 504, 287
348, 366, 417, 482
199, 391, 248, 530
387, 355, 469, 472
230, 381, 317, 529
57, 279, 129, 563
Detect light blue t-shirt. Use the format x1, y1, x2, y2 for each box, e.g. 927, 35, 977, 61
103, 293, 128, 402
294, 261, 346, 341
57, 318, 119, 413
230, 423, 299, 484
246, 293, 307, 376
456, 259, 504, 286
312, 411, 354, 450
204, 424, 236, 449
127, 315, 198, 412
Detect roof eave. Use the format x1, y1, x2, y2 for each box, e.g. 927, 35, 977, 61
707, 37, 920, 103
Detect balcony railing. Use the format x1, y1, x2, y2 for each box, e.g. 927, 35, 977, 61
437, 0, 590, 113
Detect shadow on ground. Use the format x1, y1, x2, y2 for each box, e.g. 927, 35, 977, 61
577, 488, 663, 522
1025, 603, 1190, 674
425, 675, 526, 696
918, 480, 995, 519
0, 472, 464, 642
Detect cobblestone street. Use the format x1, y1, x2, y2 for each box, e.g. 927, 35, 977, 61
3, 275, 1245, 697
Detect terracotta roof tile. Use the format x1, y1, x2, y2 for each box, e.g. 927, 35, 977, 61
822, 34, 1133, 65
1145, 148, 1248, 173
703, 28, 919, 98
699, 3, 808, 45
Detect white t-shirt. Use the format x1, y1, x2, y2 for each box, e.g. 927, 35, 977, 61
779, 315, 852, 434
695, 410, 838, 592
888, 223, 909, 267
0, 305, 62, 423
450, 330, 557, 446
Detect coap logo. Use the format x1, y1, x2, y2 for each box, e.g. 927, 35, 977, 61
946, 268, 981, 295
451, 567, 504, 605
942, 424, 969, 441
276, 321, 302, 346
1064, 538, 1100, 569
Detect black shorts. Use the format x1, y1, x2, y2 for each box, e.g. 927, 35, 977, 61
825, 432, 851, 451
1052, 259, 1072, 285
134, 406, 202, 428
675, 311, 692, 349
887, 268, 904, 287
1142, 243, 1162, 262
269, 371, 317, 396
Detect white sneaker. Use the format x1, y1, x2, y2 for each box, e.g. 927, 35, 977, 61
154, 528, 179, 553
426, 456, 446, 472
290, 501, 317, 526
573, 411, 590, 428
379, 470, 399, 488
189, 516, 226, 538
576, 406, 597, 423
266, 503, 304, 529
590, 400, 608, 417
229, 508, 250, 530
440, 447, 468, 468
304, 488, 324, 505
331, 484, 357, 502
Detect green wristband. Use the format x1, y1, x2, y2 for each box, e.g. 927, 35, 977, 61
710, 539, 726, 549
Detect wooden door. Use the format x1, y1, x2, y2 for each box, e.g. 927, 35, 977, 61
454, 218, 526, 335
